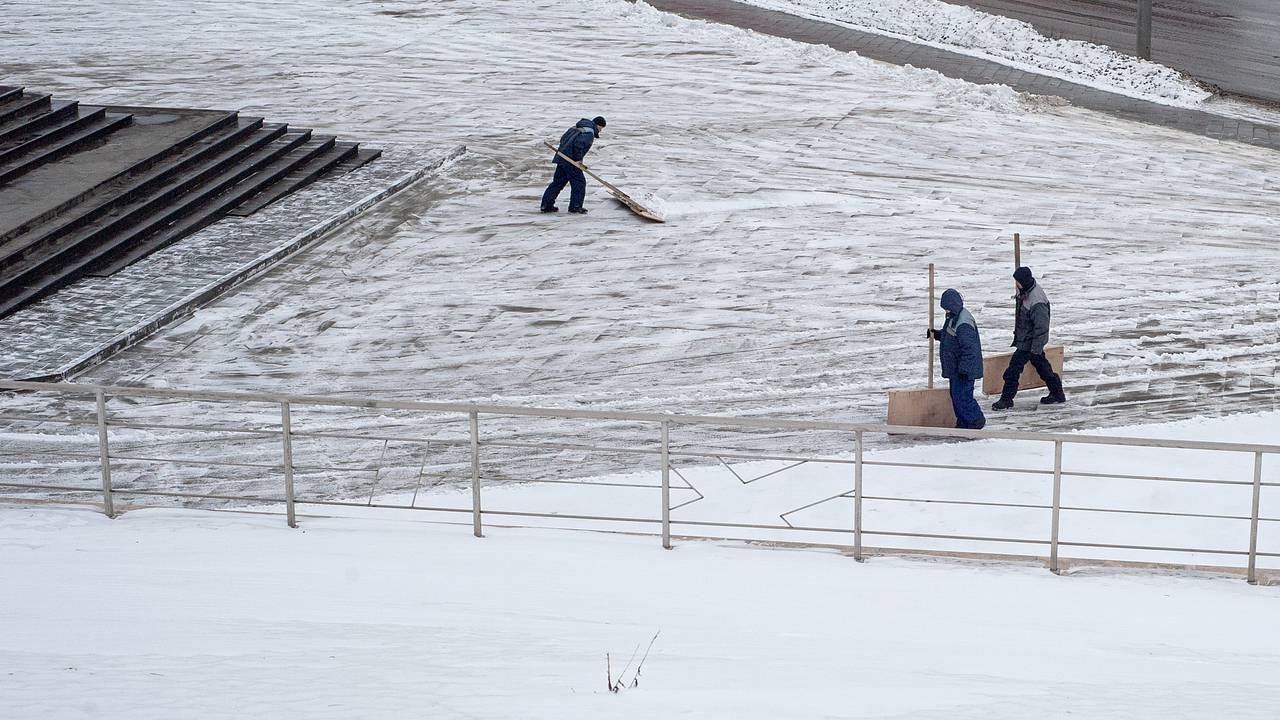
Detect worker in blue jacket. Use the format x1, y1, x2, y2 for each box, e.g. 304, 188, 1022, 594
928, 288, 986, 430
541, 116, 606, 214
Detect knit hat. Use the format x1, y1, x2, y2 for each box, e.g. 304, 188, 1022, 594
593, 116, 607, 128
1013, 266, 1035, 289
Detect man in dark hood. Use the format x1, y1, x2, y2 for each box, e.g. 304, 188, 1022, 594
540, 116, 606, 215
927, 288, 986, 429
992, 266, 1066, 410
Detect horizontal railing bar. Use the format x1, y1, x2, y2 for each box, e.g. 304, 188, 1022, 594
845, 528, 1049, 546
668, 519, 1051, 547
291, 429, 465, 446
473, 474, 662, 491
0, 447, 100, 461
0, 413, 99, 427
480, 509, 663, 525
7, 380, 1280, 453
101, 454, 385, 476
108, 488, 286, 503
1062, 469, 1257, 487
861, 494, 1049, 511
672, 448, 852, 464
865, 459, 1052, 475
856, 495, 1266, 523
667, 515, 1048, 546
671, 518, 825, 532
482, 438, 659, 456
294, 499, 472, 514
1056, 539, 1249, 556
485, 439, 852, 465
1061, 505, 1255, 522
0, 481, 103, 493
105, 420, 283, 437
108, 454, 284, 472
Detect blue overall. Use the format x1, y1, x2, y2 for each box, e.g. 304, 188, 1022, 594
541, 119, 597, 212
938, 289, 986, 430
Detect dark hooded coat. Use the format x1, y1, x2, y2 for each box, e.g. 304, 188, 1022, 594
939, 289, 983, 380
553, 118, 598, 166
1011, 267, 1051, 354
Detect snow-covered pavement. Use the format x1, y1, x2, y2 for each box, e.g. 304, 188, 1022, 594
2, 505, 1279, 719
2, 0, 1278, 478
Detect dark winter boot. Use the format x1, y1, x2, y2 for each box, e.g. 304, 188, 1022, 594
540, 205, 560, 213
991, 398, 1014, 411
568, 207, 588, 214
1040, 378, 1067, 405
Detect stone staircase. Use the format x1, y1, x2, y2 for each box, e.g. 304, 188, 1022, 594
0, 87, 380, 317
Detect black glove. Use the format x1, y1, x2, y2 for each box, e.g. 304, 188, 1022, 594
926, 328, 940, 340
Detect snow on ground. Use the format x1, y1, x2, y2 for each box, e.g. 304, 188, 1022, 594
1, 0, 1275, 473
739, 0, 1213, 104
2, 504, 1279, 720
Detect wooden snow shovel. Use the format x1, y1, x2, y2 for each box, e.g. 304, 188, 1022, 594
886, 263, 957, 428
542, 142, 665, 223
981, 233, 1065, 396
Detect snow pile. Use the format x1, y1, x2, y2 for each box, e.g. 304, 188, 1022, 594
737, 0, 1212, 104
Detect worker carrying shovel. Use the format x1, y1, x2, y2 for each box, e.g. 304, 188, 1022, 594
927, 289, 987, 430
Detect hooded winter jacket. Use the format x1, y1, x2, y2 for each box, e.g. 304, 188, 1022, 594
1011, 268, 1051, 354
553, 118, 598, 166
939, 289, 983, 380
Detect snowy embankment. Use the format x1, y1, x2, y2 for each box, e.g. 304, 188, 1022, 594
2, 505, 1279, 720
738, 0, 1212, 104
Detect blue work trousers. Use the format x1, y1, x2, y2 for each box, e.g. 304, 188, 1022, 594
541, 163, 586, 211
949, 377, 986, 430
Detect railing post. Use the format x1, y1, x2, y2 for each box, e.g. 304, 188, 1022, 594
1050, 440, 1063, 574
1248, 452, 1263, 585
95, 391, 115, 518
661, 420, 671, 550
854, 430, 864, 562
1136, 0, 1153, 59
470, 409, 482, 538
280, 401, 296, 528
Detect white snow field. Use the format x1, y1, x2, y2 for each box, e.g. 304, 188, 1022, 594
3, 0, 1273, 441
3, 504, 1280, 720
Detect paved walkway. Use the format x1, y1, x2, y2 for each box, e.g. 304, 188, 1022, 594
644, 0, 1280, 152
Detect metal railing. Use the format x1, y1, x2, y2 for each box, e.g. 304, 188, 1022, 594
0, 379, 1277, 584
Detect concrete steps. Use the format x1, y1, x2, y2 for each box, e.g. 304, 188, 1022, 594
0, 88, 380, 317
0, 109, 135, 185
227, 140, 359, 217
